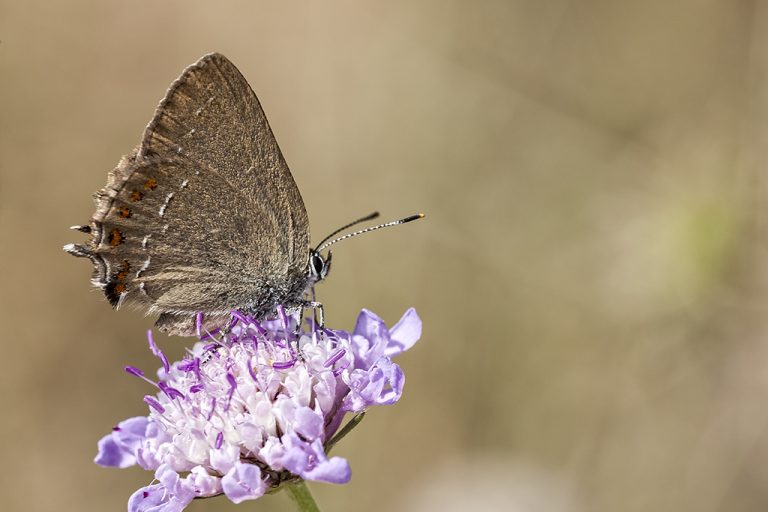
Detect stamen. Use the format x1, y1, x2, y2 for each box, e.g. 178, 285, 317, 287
143, 396, 165, 414
324, 349, 346, 367
158, 381, 185, 400
230, 310, 248, 327
146, 330, 170, 373
247, 357, 260, 383
224, 373, 237, 411
125, 365, 144, 377
125, 366, 158, 387
272, 359, 296, 370
277, 305, 289, 333
200, 328, 222, 342
177, 357, 201, 381
250, 319, 268, 337
332, 360, 350, 377
215, 431, 224, 449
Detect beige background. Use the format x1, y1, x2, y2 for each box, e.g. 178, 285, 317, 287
3, 1, 768, 511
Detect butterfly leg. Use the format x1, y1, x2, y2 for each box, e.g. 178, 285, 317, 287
284, 305, 304, 340
301, 300, 324, 330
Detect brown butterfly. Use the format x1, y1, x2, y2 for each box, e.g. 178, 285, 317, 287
65, 53, 422, 336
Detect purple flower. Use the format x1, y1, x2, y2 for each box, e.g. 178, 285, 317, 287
96, 307, 421, 511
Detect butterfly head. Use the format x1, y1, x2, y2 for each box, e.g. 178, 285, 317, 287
308, 249, 332, 283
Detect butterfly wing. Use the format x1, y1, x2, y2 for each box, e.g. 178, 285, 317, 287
139, 53, 310, 275
67, 53, 310, 335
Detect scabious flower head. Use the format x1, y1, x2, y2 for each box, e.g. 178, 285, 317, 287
96, 307, 421, 511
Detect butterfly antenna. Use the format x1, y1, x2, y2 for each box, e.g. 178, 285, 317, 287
316, 213, 425, 252
315, 211, 381, 250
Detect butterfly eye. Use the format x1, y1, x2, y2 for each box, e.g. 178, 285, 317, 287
310, 252, 325, 277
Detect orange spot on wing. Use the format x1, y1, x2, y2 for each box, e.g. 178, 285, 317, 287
144, 178, 158, 190
118, 207, 131, 218
108, 228, 124, 247
114, 283, 126, 294
130, 190, 144, 202
116, 260, 131, 281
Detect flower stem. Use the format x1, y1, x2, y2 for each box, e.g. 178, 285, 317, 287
286, 481, 321, 512
325, 411, 366, 453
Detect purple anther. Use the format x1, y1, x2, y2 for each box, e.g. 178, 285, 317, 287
277, 305, 289, 332
196, 312, 203, 338
206, 398, 217, 421
215, 431, 224, 449
224, 373, 237, 412
125, 365, 159, 387
231, 310, 248, 327
251, 320, 268, 337
189, 383, 204, 393
200, 328, 221, 342
158, 381, 185, 400
177, 358, 197, 371
226, 373, 238, 391
247, 358, 259, 383
245, 335, 260, 349
272, 359, 296, 370
323, 349, 346, 368
146, 330, 170, 373
143, 396, 165, 414
178, 357, 202, 381
112, 426, 121, 431
332, 360, 350, 377
125, 365, 144, 378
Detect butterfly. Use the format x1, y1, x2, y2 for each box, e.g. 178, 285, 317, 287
64, 53, 422, 336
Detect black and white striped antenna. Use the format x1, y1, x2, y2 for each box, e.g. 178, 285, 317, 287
316, 213, 424, 252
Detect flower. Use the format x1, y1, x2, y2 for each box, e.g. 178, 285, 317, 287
96, 307, 422, 511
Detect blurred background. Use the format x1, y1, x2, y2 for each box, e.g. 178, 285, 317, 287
2, 1, 768, 511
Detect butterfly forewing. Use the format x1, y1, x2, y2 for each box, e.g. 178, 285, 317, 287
139, 53, 310, 269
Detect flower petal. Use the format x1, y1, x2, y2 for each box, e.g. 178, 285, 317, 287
221, 462, 267, 503
353, 309, 388, 341
303, 454, 351, 484
128, 482, 193, 512
272, 433, 352, 484
128, 484, 164, 512
386, 308, 422, 357
95, 433, 135, 468
188, 466, 222, 497
135, 421, 172, 470
94, 416, 149, 468
342, 359, 405, 411
293, 406, 323, 441
209, 443, 240, 475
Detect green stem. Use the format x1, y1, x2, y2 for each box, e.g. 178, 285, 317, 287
285, 481, 321, 512
325, 412, 366, 453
